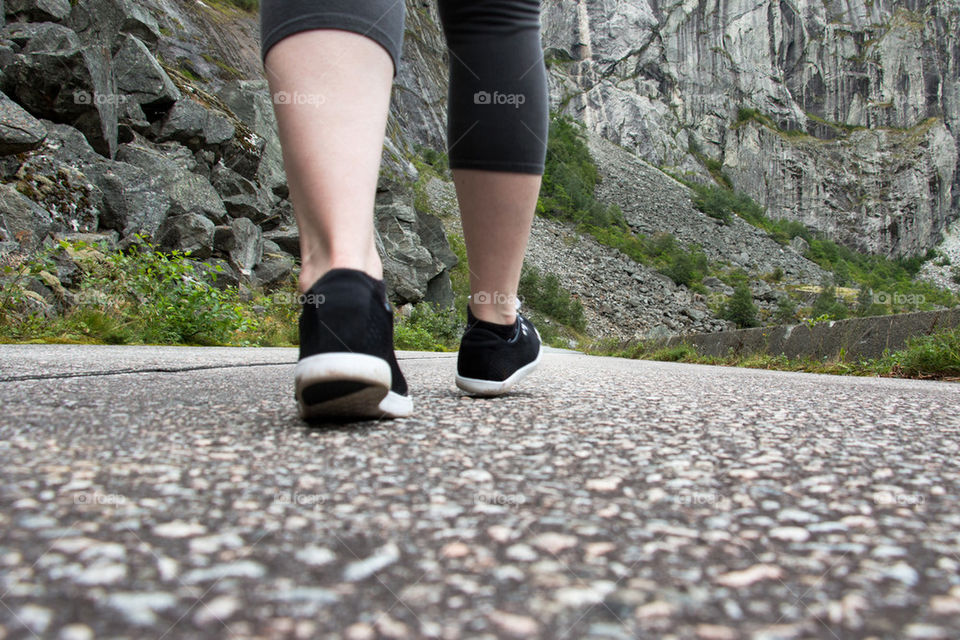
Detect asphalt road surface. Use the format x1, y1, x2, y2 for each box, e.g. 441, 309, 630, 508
1, 344, 959, 640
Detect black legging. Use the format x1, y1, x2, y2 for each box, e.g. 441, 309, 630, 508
260, 0, 548, 174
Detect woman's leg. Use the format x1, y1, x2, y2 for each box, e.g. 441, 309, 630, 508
440, 0, 549, 395
454, 170, 541, 325
438, 0, 549, 325
263, 30, 393, 292
260, 2, 411, 419
260, 0, 405, 292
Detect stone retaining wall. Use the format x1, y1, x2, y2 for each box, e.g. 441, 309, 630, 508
663, 309, 960, 361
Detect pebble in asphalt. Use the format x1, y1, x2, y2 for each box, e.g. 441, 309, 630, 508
1, 344, 959, 639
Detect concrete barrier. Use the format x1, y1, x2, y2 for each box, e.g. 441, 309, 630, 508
663, 308, 960, 361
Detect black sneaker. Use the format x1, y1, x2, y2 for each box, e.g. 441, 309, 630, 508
294, 268, 412, 420
455, 303, 542, 396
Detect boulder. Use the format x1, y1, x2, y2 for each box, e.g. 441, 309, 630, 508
112, 35, 179, 112
85, 160, 170, 238
11, 155, 100, 232
117, 141, 226, 224
0, 183, 54, 251
156, 98, 235, 151
117, 100, 151, 137
259, 198, 293, 231
0, 241, 23, 259
375, 187, 456, 305
155, 212, 214, 259
0, 90, 46, 154
38, 119, 97, 162
218, 79, 287, 197
214, 217, 262, 276
3, 42, 118, 157
210, 163, 275, 223
219, 126, 265, 182
5, 0, 70, 23
3, 22, 80, 52
789, 235, 809, 255
66, 0, 160, 53
199, 257, 238, 290
30, 121, 167, 237
416, 206, 457, 306
0, 43, 13, 86
253, 252, 295, 288
263, 224, 299, 257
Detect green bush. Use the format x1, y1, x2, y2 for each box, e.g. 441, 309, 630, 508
810, 279, 849, 321
536, 114, 720, 292
0, 238, 302, 346
893, 326, 960, 377
97, 240, 245, 344
689, 183, 766, 227
722, 283, 759, 328
225, 0, 258, 11
538, 116, 626, 229
519, 265, 587, 332
806, 239, 952, 311
773, 297, 798, 324
650, 342, 697, 362
394, 303, 462, 352
682, 181, 957, 313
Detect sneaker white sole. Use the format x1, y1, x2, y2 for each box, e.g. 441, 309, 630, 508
295, 353, 392, 420
455, 349, 542, 396
378, 390, 414, 418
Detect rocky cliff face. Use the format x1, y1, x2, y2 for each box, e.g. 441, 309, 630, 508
541, 0, 960, 258
0, 0, 456, 307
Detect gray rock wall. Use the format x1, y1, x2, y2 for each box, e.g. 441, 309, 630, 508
0, 0, 456, 305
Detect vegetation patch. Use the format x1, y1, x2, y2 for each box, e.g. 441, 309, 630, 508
394, 303, 462, 352
0, 237, 298, 346
586, 325, 960, 381
539, 115, 715, 292
679, 181, 958, 320
519, 265, 585, 328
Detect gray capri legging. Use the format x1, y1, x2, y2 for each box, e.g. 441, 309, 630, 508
260, 0, 549, 175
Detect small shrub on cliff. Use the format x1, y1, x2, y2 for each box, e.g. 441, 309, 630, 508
519, 265, 586, 333
225, 0, 259, 11
689, 183, 766, 227
810, 279, 849, 321
538, 115, 626, 229
722, 283, 759, 328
